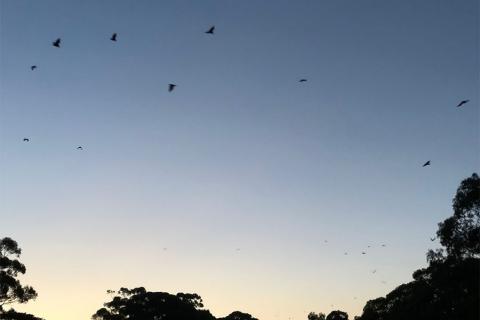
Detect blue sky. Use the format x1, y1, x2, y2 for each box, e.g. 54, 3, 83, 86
0, 1, 478, 319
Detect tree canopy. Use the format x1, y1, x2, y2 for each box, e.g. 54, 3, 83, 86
0, 237, 42, 320
92, 287, 258, 320
218, 311, 259, 320
326, 311, 348, 320
437, 173, 479, 259
308, 312, 326, 320
92, 287, 214, 320
355, 173, 480, 320
307, 311, 348, 320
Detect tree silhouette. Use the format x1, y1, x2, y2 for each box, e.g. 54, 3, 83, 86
308, 312, 326, 320
92, 287, 215, 320
93, 288, 259, 320
326, 310, 348, 320
0, 310, 43, 320
218, 311, 258, 320
436, 173, 479, 259
357, 257, 478, 320
0, 237, 42, 320
355, 173, 480, 320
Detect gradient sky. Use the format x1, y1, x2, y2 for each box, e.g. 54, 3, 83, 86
0, 1, 478, 319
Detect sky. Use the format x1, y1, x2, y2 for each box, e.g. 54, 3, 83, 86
0, 0, 478, 319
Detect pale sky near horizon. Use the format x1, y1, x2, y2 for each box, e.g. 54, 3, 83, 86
0, 1, 478, 319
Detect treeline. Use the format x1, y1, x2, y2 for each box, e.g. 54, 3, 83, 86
1, 174, 479, 320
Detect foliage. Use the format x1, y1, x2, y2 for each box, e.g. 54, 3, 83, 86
308, 312, 326, 320
92, 287, 215, 320
436, 173, 480, 259
0, 309, 43, 320
0, 238, 41, 320
326, 311, 348, 320
357, 257, 479, 320
355, 173, 480, 320
93, 288, 260, 320
219, 311, 258, 320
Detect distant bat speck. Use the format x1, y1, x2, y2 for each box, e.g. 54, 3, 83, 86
205, 26, 215, 34
52, 38, 61, 48
422, 161, 431, 167
457, 100, 469, 107
110, 33, 117, 41
168, 84, 177, 92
